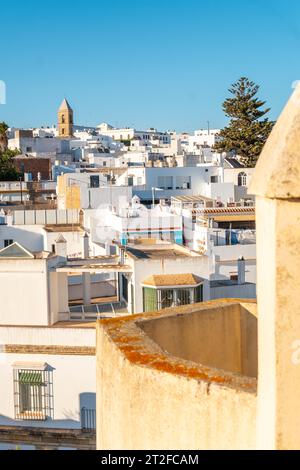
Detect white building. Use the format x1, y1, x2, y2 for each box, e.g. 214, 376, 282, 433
193, 128, 221, 147
57, 172, 133, 210
117, 242, 211, 314
96, 123, 171, 145
115, 165, 223, 203
0, 240, 101, 449
8, 130, 71, 162
86, 196, 183, 247
170, 195, 256, 299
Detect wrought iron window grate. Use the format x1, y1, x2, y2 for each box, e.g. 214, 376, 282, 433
13, 368, 53, 421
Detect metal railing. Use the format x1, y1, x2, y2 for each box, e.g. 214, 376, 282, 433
81, 407, 96, 432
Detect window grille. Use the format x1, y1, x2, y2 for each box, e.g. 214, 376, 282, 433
238, 172, 247, 187
13, 368, 53, 421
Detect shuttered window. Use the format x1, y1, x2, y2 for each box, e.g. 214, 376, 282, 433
143, 287, 158, 312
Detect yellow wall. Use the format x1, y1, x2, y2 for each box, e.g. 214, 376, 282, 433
57, 175, 81, 210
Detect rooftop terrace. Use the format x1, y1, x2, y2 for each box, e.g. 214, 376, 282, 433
124, 243, 199, 260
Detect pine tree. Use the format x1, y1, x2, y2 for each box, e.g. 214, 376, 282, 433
214, 77, 274, 167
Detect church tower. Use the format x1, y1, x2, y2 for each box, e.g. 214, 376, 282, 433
57, 98, 73, 138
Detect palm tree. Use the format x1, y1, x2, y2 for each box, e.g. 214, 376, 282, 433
0, 121, 8, 152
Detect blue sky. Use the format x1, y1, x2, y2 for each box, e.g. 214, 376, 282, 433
0, 0, 299, 131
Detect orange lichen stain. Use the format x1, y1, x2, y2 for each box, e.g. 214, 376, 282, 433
127, 352, 162, 364
150, 360, 229, 385
118, 343, 170, 365
119, 345, 143, 354
151, 360, 191, 375
101, 317, 129, 327
117, 342, 255, 390
114, 335, 141, 345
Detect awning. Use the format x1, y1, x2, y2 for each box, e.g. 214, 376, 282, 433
19, 371, 43, 385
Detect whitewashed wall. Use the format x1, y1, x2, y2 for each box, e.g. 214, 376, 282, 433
0, 326, 96, 430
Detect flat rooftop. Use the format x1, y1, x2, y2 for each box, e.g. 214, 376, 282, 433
210, 280, 255, 288
43, 224, 84, 233
125, 243, 197, 260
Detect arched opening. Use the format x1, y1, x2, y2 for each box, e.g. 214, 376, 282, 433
238, 172, 247, 186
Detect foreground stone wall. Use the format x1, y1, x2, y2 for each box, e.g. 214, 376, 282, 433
97, 300, 257, 450
139, 302, 257, 377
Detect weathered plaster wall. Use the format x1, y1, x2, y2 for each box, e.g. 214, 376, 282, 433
139, 302, 257, 377
255, 197, 300, 449
97, 300, 257, 450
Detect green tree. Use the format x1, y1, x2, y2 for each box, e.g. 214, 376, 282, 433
0, 121, 8, 152
214, 77, 274, 167
0, 148, 21, 181
0, 122, 21, 181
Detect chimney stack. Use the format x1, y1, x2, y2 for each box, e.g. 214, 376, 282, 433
55, 234, 67, 259
83, 232, 89, 258
237, 256, 245, 285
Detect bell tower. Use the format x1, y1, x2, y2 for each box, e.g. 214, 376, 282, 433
58, 98, 73, 138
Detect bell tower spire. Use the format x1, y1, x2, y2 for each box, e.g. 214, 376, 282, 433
57, 98, 73, 138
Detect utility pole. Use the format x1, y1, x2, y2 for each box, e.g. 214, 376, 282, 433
207, 121, 210, 136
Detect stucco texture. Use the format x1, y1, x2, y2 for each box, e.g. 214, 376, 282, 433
97, 299, 257, 450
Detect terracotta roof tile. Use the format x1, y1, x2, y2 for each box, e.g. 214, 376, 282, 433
142, 273, 203, 287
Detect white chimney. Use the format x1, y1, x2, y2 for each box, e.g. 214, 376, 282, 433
83, 232, 89, 258
237, 256, 246, 285
55, 234, 67, 259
